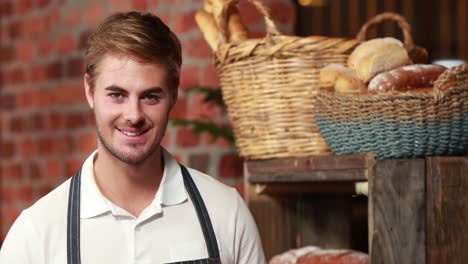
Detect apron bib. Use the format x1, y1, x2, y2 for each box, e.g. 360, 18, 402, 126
67, 165, 221, 264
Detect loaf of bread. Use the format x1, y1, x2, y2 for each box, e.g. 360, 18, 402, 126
269, 246, 320, 264
367, 64, 447, 93
227, 6, 248, 42
348, 37, 404, 70
269, 246, 369, 264
320, 64, 366, 94
355, 43, 411, 82
348, 37, 411, 82
195, 10, 221, 51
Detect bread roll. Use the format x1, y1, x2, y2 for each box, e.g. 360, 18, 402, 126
368, 64, 447, 94
269, 246, 320, 264
296, 249, 369, 264
335, 76, 366, 94
269, 246, 369, 264
319, 64, 366, 94
227, 6, 248, 42
320, 64, 354, 86
195, 10, 221, 51
354, 43, 411, 82
348, 37, 403, 70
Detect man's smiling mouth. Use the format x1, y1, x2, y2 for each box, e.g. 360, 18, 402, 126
117, 128, 149, 137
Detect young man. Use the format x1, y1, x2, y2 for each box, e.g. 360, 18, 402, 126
0, 12, 266, 264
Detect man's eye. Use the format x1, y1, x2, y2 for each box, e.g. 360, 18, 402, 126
144, 94, 160, 102
109, 93, 123, 99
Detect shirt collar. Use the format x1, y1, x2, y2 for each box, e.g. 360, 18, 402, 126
80, 148, 188, 219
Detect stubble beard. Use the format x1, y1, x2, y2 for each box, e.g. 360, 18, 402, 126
95, 119, 167, 166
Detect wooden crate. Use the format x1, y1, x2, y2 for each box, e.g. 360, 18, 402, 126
369, 157, 468, 264
245, 155, 468, 263
244, 154, 372, 260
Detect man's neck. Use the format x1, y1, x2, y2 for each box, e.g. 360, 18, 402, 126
92, 147, 164, 217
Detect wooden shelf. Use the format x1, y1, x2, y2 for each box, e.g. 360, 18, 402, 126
245, 153, 373, 183
253, 182, 358, 195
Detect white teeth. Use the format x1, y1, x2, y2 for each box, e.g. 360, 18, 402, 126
122, 131, 142, 137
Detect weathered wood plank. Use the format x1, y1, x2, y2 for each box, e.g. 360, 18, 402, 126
365, 0, 378, 39
348, 0, 360, 36
246, 154, 373, 183
244, 164, 353, 260
369, 159, 426, 264
249, 169, 368, 183
383, 0, 397, 37
244, 179, 295, 260
457, 0, 468, 61
426, 157, 468, 264
439, 0, 451, 56
253, 182, 357, 195
298, 195, 352, 250
329, 0, 341, 36
401, 0, 413, 28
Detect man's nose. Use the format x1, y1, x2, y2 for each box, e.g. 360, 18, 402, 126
124, 97, 144, 126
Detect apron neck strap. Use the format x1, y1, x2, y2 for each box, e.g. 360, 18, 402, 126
67, 165, 220, 264
180, 165, 220, 259
67, 168, 82, 264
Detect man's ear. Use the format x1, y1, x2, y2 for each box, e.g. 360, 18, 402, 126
84, 73, 94, 109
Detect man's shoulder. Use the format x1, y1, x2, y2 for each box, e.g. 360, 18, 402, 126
186, 167, 239, 203
22, 178, 72, 223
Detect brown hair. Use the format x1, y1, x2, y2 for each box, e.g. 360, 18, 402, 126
85, 11, 182, 92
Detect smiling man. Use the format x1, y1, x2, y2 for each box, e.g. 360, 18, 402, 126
0, 12, 266, 264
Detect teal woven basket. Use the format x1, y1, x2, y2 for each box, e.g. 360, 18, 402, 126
313, 64, 468, 159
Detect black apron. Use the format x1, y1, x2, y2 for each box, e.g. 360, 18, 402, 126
67, 165, 221, 264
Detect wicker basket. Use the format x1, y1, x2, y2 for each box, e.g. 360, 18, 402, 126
313, 64, 468, 159
214, 0, 359, 160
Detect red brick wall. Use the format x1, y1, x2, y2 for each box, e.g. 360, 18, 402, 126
0, 0, 295, 240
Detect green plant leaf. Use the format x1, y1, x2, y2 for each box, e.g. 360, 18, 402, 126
184, 86, 224, 107
170, 119, 235, 146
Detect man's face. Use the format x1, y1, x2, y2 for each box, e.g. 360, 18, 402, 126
84, 53, 177, 165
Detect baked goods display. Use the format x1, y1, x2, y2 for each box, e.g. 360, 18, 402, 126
226, 7, 248, 42
348, 37, 411, 82
368, 64, 447, 94
196, 0, 248, 52
319, 37, 447, 95
269, 246, 369, 264
195, 10, 221, 51
320, 63, 366, 94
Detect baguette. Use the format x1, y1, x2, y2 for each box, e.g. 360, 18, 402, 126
227, 6, 248, 42
195, 10, 221, 51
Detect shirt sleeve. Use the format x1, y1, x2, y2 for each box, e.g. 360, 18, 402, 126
0, 211, 43, 264
233, 192, 267, 264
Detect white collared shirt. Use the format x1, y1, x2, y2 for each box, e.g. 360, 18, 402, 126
0, 148, 266, 264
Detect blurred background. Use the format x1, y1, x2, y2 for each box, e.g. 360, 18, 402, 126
0, 0, 466, 243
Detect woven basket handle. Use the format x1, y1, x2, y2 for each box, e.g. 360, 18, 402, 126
356, 12, 415, 50
216, 0, 280, 45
